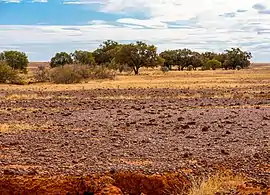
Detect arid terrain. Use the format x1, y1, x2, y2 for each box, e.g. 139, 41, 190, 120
0, 65, 269, 194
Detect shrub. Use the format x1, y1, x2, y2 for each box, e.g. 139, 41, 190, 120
160, 66, 169, 73
89, 66, 116, 79
236, 65, 241, 70
34, 65, 50, 82
49, 65, 81, 84
187, 65, 194, 71
0, 62, 20, 83
206, 59, 222, 70
49, 64, 115, 84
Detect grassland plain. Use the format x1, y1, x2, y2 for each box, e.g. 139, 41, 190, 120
0, 64, 269, 194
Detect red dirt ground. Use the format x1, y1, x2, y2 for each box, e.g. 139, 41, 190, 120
0, 87, 269, 194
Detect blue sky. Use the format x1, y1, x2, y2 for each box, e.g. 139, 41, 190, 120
1, 0, 270, 62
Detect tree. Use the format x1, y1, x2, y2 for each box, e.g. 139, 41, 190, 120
224, 48, 252, 69
0, 51, 29, 71
159, 50, 177, 70
71, 50, 95, 65
175, 49, 193, 70
115, 41, 162, 75
50, 52, 73, 68
205, 59, 222, 70
92, 40, 119, 65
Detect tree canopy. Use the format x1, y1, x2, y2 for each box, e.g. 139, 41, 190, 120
114, 41, 162, 75
92, 40, 119, 65
50, 52, 73, 68
71, 50, 95, 65
0, 51, 29, 71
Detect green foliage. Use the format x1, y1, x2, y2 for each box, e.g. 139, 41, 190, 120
224, 48, 252, 69
0, 51, 29, 71
206, 59, 222, 70
0, 62, 20, 83
71, 50, 95, 65
160, 49, 202, 71
50, 52, 73, 68
115, 41, 161, 75
92, 40, 119, 65
106, 59, 132, 73
159, 50, 177, 70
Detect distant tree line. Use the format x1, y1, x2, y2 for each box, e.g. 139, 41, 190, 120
0, 40, 252, 77
48, 40, 252, 75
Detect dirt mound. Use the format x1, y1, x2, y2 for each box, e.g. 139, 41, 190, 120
0, 172, 191, 195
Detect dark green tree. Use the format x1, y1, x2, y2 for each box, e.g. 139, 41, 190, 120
50, 52, 73, 68
92, 40, 119, 64
159, 50, 177, 70
115, 41, 162, 75
71, 50, 95, 65
0, 51, 29, 71
223, 48, 252, 69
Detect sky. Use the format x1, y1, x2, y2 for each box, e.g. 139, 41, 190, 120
1, 0, 270, 62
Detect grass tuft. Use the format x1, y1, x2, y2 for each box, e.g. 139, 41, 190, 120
188, 172, 246, 195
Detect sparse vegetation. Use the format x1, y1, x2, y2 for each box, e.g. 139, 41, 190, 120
189, 172, 246, 195
0, 62, 20, 84
49, 64, 115, 84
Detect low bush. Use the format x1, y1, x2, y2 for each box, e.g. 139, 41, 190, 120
236, 65, 241, 70
0, 62, 20, 84
206, 59, 222, 70
187, 65, 194, 71
49, 65, 82, 84
48, 64, 115, 84
34, 65, 50, 82
89, 66, 116, 79
160, 66, 169, 73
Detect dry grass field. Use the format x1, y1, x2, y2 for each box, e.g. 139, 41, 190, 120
0, 64, 269, 194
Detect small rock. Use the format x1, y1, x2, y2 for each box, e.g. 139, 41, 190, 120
181, 124, 189, 129
187, 121, 196, 125
221, 149, 230, 155
185, 135, 196, 139
202, 126, 209, 132
225, 130, 231, 135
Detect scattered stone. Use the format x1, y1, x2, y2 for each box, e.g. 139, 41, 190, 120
202, 126, 209, 132
185, 135, 196, 139
221, 149, 230, 155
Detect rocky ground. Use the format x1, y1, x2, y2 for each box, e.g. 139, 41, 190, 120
0, 87, 269, 194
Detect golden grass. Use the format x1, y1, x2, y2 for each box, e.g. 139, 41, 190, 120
0, 66, 269, 91
5, 94, 53, 100
189, 172, 246, 195
0, 122, 47, 133
3, 94, 73, 100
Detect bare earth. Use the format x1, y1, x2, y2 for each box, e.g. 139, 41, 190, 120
0, 66, 269, 194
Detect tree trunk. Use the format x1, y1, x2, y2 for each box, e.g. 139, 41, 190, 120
133, 67, 139, 75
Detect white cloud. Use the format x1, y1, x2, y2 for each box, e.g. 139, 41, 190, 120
1, 23, 270, 61
32, 0, 48, 2
2, 0, 270, 61
0, 0, 21, 3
